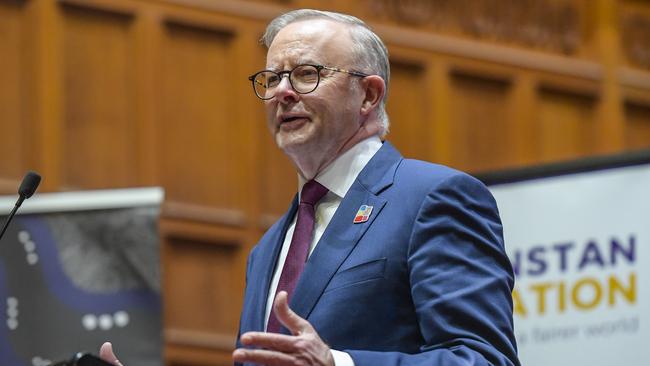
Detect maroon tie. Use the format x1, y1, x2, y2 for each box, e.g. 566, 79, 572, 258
266, 180, 329, 333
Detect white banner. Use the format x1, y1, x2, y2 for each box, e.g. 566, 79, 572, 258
0, 188, 164, 366
489, 164, 648, 366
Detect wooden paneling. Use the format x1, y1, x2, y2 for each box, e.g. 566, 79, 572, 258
386, 60, 430, 160
166, 342, 234, 366
164, 237, 239, 335
161, 221, 243, 344
0, 1, 30, 186
508, 73, 538, 167
536, 87, 597, 162
625, 102, 650, 150
259, 129, 296, 221
158, 21, 243, 210
61, 4, 138, 189
449, 72, 513, 172
621, 0, 650, 70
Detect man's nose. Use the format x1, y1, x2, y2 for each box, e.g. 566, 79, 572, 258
274, 75, 299, 104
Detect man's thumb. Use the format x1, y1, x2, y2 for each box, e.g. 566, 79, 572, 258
99, 342, 123, 366
274, 291, 309, 335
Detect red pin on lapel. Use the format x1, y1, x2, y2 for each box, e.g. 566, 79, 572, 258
353, 205, 373, 224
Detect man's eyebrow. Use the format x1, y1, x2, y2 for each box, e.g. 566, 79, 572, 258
265, 64, 287, 72
296, 57, 319, 65
266, 58, 319, 71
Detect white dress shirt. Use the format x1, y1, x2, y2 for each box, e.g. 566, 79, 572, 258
264, 136, 383, 366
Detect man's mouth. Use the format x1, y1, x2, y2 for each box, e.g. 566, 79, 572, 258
278, 114, 310, 129
282, 116, 305, 123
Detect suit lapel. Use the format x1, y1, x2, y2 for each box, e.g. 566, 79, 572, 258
289, 142, 403, 322
249, 195, 298, 331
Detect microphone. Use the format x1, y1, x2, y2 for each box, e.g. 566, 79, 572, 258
0, 171, 42, 242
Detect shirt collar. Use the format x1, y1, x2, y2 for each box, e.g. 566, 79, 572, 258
298, 136, 383, 199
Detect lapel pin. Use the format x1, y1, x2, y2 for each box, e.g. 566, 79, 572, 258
353, 205, 373, 224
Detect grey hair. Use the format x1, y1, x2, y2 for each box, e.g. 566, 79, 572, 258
262, 9, 391, 136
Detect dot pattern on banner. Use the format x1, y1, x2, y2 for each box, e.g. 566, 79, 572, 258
17, 231, 29, 242
82, 314, 97, 330
6, 297, 18, 330
81, 311, 130, 331
26, 253, 38, 265
32, 356, 51, 366
17, 230, 38, 265
99, 314, 112, 330
114, 311, 129, 327
7, 318, 18, 330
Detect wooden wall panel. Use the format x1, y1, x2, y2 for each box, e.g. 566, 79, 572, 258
259, 130, 296, 222
449, 72, 513, 172
164, 236, 240, 337
536, 88, 597, 162
620, 0, 650, 70
385, 60, 430, 160
166, 343, 233, 366
161, 220, 244, 365
160, 219, 245, 366
158, 21, 244, 211
624, 102, 650, 150
61, 4, 138, 189
0, 1, 30, 188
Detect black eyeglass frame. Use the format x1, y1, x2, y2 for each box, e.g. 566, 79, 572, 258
248, 64, 370, 100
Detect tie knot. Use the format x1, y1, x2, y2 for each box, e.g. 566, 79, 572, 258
300, 180, 328, 206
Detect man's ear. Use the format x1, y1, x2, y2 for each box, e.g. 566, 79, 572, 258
360, 75, 385, 116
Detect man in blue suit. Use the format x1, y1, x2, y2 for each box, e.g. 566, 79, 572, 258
100, 8, 519, 366
230, 9, 519, 366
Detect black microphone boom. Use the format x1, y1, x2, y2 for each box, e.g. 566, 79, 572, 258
0, 171, 42, 242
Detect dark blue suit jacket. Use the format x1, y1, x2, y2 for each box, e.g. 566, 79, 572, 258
237, 142, 519, 366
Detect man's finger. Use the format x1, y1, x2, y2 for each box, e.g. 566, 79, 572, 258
233, 347, 296, 366
240, 331, 299, 352
99, 342, 123, 366
273, 291, 311, 335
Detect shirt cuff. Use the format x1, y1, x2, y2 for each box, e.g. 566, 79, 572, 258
331, 349, 355, 366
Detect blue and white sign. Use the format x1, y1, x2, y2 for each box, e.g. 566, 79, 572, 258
489, 162, 648, 366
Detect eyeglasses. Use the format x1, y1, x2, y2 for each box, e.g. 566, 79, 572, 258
248, 64, 369, 100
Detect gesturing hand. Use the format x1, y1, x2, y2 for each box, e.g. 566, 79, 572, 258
99, 342, 124, 366
232, 291, 335, 366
